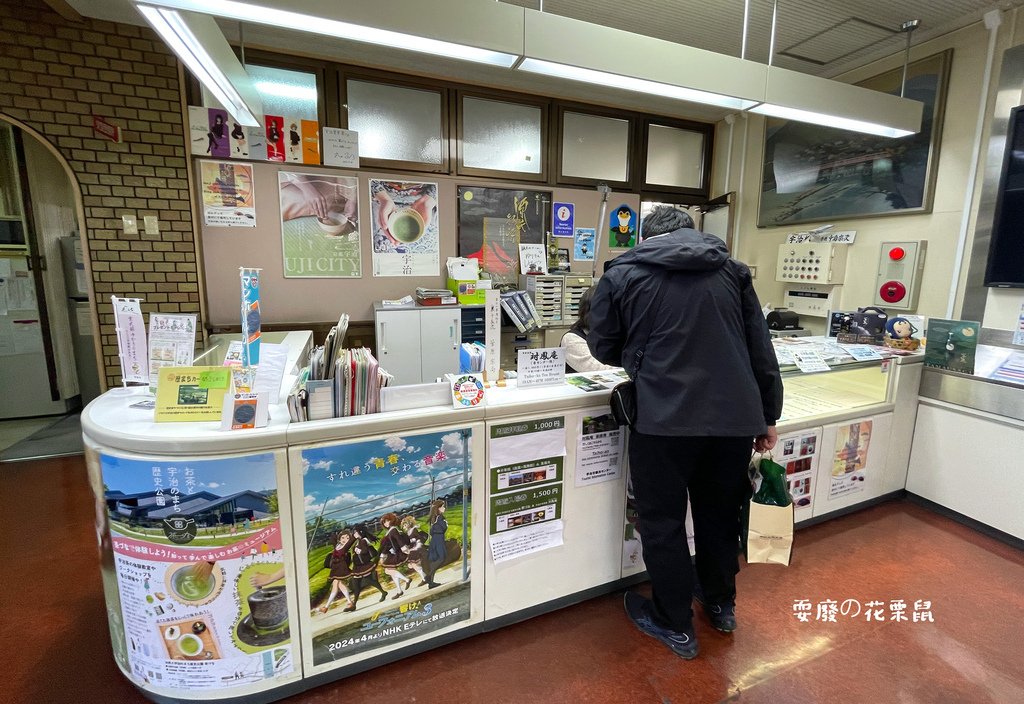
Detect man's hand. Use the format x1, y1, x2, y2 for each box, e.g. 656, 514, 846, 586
754, 426, 779, 453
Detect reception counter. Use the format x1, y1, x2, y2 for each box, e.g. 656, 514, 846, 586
84, 345, 923, 703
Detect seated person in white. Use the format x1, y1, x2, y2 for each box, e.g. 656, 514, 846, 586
561, 285, 617, 373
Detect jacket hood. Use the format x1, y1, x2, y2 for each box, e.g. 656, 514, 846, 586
605, 227, 729, 272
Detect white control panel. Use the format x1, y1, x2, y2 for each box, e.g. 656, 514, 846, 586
776, 243, 849, 284
783, 284, 841, 317
874, 241, 927, 311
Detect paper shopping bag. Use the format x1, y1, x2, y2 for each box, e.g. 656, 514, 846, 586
745, 500, 794, 565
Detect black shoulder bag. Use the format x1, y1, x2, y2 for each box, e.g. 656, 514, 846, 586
608, 280, 666, 428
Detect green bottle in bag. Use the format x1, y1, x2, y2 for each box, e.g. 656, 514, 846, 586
752, 457, 792, 507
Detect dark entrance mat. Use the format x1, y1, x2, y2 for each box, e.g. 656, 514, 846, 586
0, 413, 83, 463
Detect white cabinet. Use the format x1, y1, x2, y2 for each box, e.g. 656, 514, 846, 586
374, 305, 461, 385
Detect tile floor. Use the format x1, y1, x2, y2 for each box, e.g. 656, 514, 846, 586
4, 456, 1023, 704
0, 416, 56, 453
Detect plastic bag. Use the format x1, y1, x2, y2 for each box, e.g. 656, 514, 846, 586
752, 456, 792, 507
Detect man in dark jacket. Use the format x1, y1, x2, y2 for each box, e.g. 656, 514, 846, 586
588, 206, 782, 659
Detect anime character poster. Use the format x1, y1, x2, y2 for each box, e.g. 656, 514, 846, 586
574, 227, 595, 261
301, 429, 473, 665
278, 171, 361, 278
457, 187, 549, 287
200, 161, 255, 227
830, 420, 872, 499
265, 115, 285, 162
609, 204, 637, 248
370, 179, 440, 277
98, 451, 295, 693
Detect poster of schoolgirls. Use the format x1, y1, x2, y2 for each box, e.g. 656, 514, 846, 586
301, 429, 473, 664
98, 452, 296, 693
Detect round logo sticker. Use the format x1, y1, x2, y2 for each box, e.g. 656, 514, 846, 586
452, 375, 484, 407
162, 515, 198, 545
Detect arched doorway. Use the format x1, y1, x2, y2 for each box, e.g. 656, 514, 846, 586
0, 113, 103, 428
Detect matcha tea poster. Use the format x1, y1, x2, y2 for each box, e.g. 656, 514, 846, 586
279, 171, 362, 278
301, 429, 473, 665
369, 179, 440, 277
99, 452, 294, 693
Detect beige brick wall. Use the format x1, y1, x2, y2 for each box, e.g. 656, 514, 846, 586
0, 0, 200, 390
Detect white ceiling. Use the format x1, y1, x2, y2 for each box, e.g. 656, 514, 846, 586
61, 0, 1024, 123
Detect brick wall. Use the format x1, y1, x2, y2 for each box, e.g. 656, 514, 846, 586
0, 0, 200, 390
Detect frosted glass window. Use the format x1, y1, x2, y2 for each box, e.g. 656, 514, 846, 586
462, 97, 542, 174
561, 112, 629, 182
204, 65, 318, 121
346, 80, 443, 164
645, 124, 705, 189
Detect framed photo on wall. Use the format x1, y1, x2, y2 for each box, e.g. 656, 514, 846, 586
757, 49, 952, 228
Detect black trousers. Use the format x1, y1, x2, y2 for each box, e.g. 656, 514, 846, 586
628, 432, 753, 632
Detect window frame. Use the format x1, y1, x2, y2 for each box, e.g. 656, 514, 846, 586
340, 68, 451, 174
554, 103, 636, 191
455, 88, 550, 184
639, 116, 714, 199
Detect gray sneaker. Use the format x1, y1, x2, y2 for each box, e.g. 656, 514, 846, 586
623, 592, 698, 659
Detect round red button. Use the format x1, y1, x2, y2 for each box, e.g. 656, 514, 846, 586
888, 247, 906, 261
879, 280, 907, 303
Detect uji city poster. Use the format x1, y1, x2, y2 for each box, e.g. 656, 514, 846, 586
99, 452, 295, 692
199, 161, 256, 228
278, 171, 362, 278
830, 419, 873, 499
301, 429, 473, 665
369, 179, 440, 277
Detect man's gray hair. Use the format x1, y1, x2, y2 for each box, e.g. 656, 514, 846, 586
642, 206, 694, 238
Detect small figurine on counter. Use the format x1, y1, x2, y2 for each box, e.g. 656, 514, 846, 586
884, 316, 921, 351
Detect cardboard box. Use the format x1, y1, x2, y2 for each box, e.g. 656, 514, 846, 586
447, 278, 488, 305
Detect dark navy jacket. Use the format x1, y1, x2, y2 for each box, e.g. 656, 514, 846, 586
587, 228, 783, 436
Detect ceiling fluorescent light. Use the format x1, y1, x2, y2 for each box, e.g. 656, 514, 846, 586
518, 58, 757, 111
751, 66, 923, 138
520, 9, 765, 113
137, 0, 521, 67
748, 103, 914, 138
137, 5, 262, 126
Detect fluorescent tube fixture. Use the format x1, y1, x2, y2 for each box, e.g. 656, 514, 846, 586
136, 0, 521, 67
517, 58, 758, 111
747, 103, 915, 138
137, 4, 262, 126
750, 66, 923, 138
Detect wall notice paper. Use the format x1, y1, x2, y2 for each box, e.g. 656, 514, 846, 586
279, 171, 361, 278
517, 347, 567, 389
154, 366, 231, 422
830, 419, 872, 499
148, 313, 198, 388
489, 519, 565, 564
321, 127, 359, 168
370, 179, 440, 277
518, 243, 547, 275
113, 296, 148, 384
199, 160, 255, 227
98, 452, 295, 693
574, 227, 595, 261
776, 428, 821, 515
489, 416, 566, 469
11, 319, 43, 354
575, 411, 623, 487
299, 430, 473, 664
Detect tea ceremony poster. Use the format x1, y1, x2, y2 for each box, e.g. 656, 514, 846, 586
301, 429, 473, 665
99, 452, 294, 692
278, 171, 362, 278
369, 179, 440, 277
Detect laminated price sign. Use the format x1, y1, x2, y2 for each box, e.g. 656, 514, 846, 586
517, 347, 566, 388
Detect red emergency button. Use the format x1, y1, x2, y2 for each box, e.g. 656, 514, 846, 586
888, 246, 906, 261
879, 280, 907, 303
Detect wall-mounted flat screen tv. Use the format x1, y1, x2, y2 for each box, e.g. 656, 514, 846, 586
986, 104, 1024, 287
